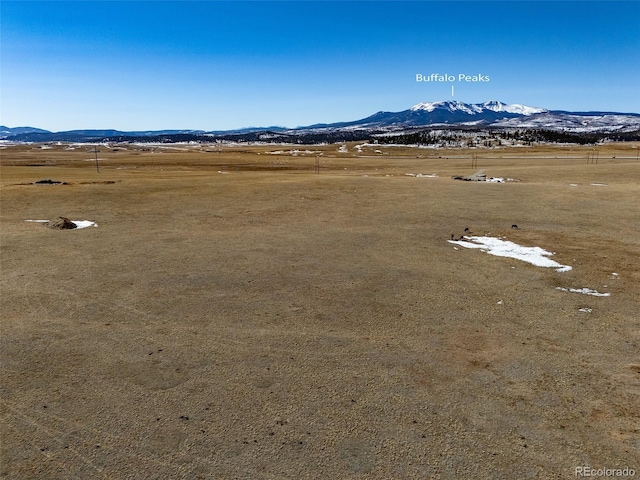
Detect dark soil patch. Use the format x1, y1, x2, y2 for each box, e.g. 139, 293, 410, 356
34, 179, 67, 185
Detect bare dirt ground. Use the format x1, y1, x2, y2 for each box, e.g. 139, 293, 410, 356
1, 142, 639, 479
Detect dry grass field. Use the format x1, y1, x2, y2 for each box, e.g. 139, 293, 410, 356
1, 141, 639, 479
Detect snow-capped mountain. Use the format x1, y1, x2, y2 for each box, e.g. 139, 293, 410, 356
301, 100, 540, 131
299, 100, 639, 133
480, 101, 547, 116
409, 100, 546, 116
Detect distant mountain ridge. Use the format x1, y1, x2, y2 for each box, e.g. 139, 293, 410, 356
3, 101, 640, 142
0, 126, 52, 137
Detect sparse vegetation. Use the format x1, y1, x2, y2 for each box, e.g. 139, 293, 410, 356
1, 142, 639, 478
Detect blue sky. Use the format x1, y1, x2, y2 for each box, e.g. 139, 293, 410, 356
1, 1, 638, 131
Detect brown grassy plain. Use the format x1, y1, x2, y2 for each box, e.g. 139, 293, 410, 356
1, 141, 639, 478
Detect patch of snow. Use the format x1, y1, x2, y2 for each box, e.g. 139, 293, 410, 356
591, 183, 608, 186
448, 236, 572, 272
72, 220, 97, 229
405, 173, 437, 178
570, 183, 578, 187
25, 219, 97, 229
556, 287, 610, 297
578, 307, 593, 313
486, 177, 504, 183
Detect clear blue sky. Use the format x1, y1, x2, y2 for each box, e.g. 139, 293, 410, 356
1, 1, 638, 131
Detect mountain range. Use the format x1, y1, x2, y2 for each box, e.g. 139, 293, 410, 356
2, 101, 639, 143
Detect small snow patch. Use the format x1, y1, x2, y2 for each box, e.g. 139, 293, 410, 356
556, 287, 610, 297
72, 220, 98, 229
26, 219, 97, 229
578, 307, 593, 313
591, 183, 608, 186
405, 173, 438, 178
448, 236, 572, 272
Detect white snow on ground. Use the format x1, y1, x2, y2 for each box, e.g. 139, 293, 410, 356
556, 287, 610, 297
72, 220, 98, 229
591, 183, 608, 186
405, 173, 438, 177
448, 236, 572, 272
578, 308, 593, 313
265, 149, 320, 156
486, 177, 504, 183
26, 220, 97, 229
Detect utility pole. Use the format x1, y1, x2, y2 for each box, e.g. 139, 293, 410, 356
94, 145, 100, 173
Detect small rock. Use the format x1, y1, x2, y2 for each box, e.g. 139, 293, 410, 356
45, 217, 77, 230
